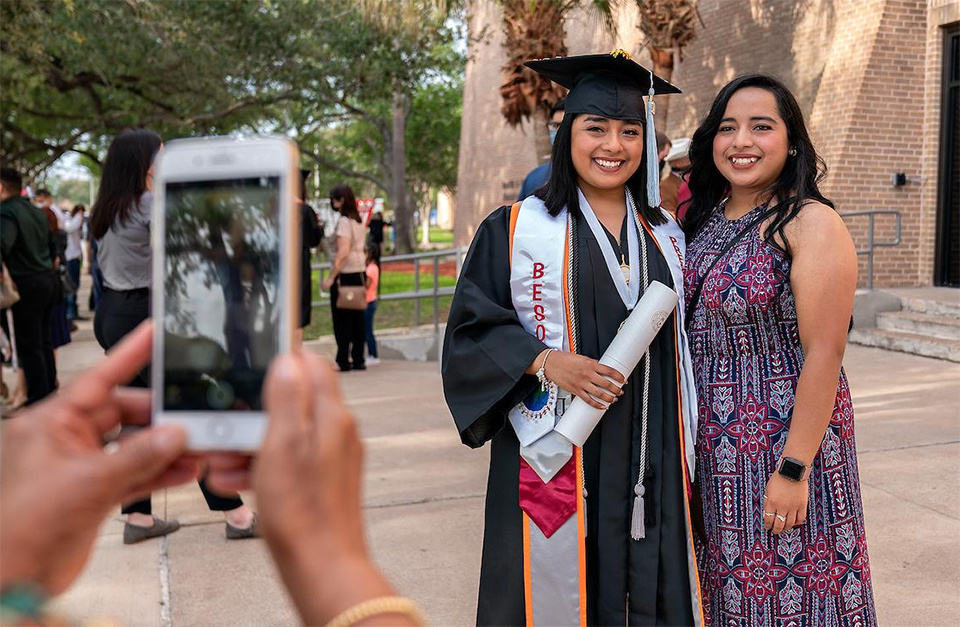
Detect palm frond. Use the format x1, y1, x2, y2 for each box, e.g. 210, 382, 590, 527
635, 0, 699, 53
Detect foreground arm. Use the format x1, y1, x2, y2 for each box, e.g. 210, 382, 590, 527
763, 204, 858, 534
0, 323, 196, 595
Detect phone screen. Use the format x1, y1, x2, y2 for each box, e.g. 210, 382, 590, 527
162, 177, 281, 412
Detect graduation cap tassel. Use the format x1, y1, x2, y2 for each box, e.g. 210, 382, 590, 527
645, 71, 662, 209
631, 485, 646, 540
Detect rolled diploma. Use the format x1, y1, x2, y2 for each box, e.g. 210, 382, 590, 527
554, 280, 679, 447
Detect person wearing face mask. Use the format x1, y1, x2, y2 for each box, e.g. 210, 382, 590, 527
517, 100, 566, 201
443, 52, 704, 626
659, 137, 691, 217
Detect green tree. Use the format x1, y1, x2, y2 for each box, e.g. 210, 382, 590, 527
0, 0, 312, 178
1, 0, 464, 254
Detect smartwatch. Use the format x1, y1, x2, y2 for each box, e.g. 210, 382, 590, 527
776, 456, 810, 482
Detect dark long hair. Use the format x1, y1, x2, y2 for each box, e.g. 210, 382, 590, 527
535, 113, 666, 227
681, 74, 832, 255
329, 184, 360, 222
90, 129, 162, 240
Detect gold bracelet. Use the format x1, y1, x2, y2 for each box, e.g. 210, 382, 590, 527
325, 596, 426, 627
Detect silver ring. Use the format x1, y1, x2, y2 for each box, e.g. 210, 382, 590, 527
776, 514, 787, 522
763, 512, 775, 518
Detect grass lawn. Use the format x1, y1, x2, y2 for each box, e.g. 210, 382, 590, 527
303, 269, 456, 341
424, 226, 454, 246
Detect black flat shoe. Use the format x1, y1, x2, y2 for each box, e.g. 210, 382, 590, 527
123, 517, 181, 545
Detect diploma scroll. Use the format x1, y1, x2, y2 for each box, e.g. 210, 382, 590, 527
554, 281, 679, 447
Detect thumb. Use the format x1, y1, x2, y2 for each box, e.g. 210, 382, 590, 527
263, 353, 312, 450
102, 425, 188, 498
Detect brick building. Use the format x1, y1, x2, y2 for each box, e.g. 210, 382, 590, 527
454, 0, 960, 289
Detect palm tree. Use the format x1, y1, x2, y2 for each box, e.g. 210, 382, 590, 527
496, 0, 616, 163
633, 0, 701, 126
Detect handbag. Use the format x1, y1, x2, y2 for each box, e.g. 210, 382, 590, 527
334, 219, 368, 311
335, 277, 367, 310
0, 264, 20, 309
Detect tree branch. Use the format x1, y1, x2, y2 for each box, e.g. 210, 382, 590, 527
302, 148, 388, 193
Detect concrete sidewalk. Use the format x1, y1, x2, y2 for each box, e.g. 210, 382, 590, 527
45, 320, 960, 626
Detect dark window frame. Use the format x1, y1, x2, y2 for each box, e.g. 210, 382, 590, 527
935, 22, 960, 286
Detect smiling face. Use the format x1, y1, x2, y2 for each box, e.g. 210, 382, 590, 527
570, 115, 644, 196
712, 87, 790, 196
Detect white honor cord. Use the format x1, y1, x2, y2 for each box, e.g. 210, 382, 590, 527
630, 196, 653, 542
577, 188, 641, 309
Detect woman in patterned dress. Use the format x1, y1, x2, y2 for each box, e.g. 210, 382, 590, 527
682, 75, 877, 626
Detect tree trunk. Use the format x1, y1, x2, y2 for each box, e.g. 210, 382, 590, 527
532, 106, 552, 166
390, 89, 414, 254
649, 46, 675, 127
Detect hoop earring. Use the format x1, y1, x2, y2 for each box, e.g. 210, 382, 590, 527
788, 147, 797, 157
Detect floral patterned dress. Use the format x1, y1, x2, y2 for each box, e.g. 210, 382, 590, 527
684, 203, 877, 627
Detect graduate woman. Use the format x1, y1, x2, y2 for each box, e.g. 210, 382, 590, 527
442, 52, 705, 626
682, 75, 876, 626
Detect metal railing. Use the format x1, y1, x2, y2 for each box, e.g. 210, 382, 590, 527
311, 247, 469, 333
840, 210, 902, 290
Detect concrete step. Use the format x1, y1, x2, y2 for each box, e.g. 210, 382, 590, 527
877, 311, 960, 341
901, 297, 960, 318
848, 328, 960, 362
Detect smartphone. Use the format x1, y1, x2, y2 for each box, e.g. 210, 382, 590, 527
151, 135, 299, 450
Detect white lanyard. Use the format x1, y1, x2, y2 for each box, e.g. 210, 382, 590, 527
576, 187, 641, 309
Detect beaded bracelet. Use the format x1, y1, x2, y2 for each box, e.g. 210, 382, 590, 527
325, 596, 425, 627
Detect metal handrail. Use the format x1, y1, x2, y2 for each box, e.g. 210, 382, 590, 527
839, 210, 902, 290
311, 247, 468, 333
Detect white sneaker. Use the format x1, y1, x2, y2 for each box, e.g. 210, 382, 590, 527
366, 357, 382, 366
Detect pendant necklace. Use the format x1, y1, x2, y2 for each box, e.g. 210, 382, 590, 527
620, 254, 630, 285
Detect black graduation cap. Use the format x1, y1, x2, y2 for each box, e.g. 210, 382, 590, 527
524, 50, 680, 121
524, 49, 682, 208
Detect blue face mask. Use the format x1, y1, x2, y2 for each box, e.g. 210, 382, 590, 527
549, 128, 559, 146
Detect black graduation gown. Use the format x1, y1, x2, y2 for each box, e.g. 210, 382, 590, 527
442, 205, 694, 627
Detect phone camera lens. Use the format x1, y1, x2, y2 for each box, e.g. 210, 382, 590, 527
206, 380, 235, 409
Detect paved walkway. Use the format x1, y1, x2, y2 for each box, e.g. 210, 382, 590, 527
45, 319, 960, 626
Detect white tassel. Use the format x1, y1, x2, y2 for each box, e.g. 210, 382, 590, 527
583, 488, 588, 537
645, 74, 661, 209
630, 485, 646, 540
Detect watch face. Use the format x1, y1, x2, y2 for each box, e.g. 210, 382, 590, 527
778, 457, 806, 481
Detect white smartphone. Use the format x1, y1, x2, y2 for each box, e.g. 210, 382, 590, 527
151, 135, 299, 451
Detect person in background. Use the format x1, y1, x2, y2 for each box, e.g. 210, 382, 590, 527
91, 129, 257, 544
297, 169, 323, 343
364, 242, 381, 366
366, 210, 390, 255
656, 129, 672, 175
517, 99, 566, 200
0, 168, 58, 405
321, 184, 367, 372
659, 137, 691, 217
63, 204, 86, 321
0, 323, 424, 627
35, 190, 72, 354
683, 74, 876, 626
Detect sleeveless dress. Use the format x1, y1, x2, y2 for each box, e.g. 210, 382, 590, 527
684, 203, 877, 627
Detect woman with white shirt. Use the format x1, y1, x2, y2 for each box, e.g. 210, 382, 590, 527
63, 204, 85, 321
321, 184, 367, 371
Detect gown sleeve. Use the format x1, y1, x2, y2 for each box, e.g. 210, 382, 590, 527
442, 206, 547, 448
